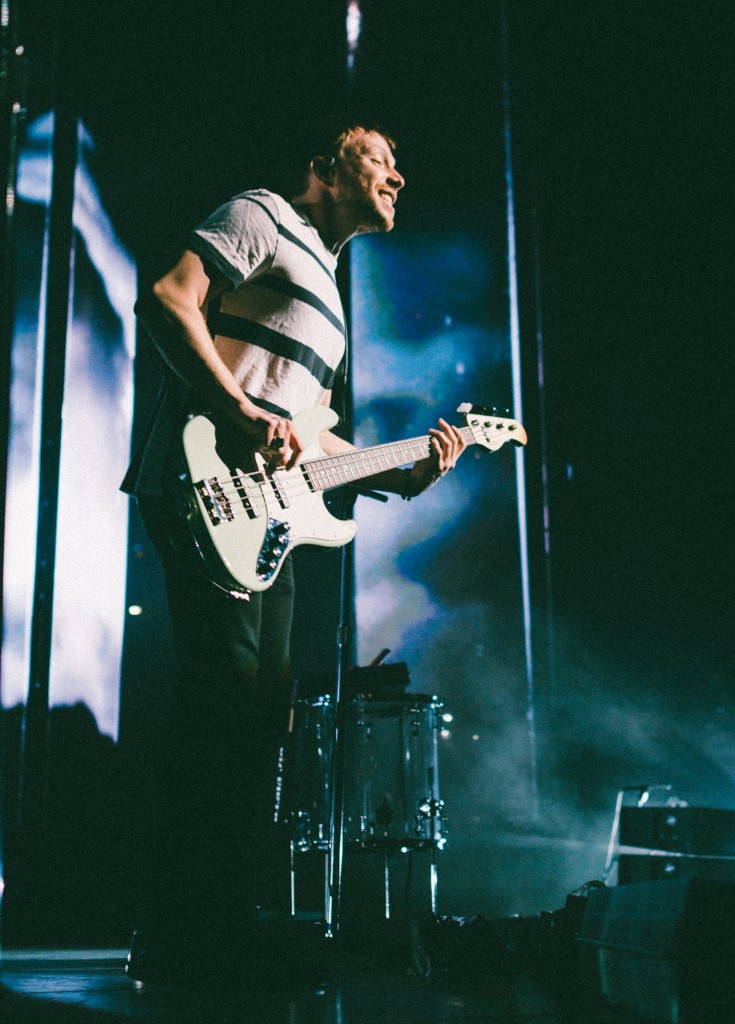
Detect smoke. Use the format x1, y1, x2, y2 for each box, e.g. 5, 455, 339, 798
433, 614, 735, 918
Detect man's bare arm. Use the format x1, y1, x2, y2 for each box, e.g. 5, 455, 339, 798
318, 392, 466, 498
136, 250, 303, 466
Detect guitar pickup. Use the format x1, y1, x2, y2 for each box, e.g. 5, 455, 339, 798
267, 472, 290, 510
195, 477, 234, 525
232, 473, 259, 520
301, 464, 315, 493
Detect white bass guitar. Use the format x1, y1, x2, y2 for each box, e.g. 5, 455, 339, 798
178, 403, 526, 597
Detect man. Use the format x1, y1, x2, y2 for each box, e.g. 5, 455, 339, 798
124, 123, 466, 984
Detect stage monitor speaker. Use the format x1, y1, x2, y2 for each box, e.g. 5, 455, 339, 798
577, 878, 735, 1023
618, 807, 735, 885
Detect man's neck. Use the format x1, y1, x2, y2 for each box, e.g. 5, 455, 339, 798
291, 196, 371, 256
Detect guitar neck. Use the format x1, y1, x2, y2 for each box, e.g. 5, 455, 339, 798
302, 426, 476, 493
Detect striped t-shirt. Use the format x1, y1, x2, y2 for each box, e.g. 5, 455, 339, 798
122, 190, 346, 496
190, 189, 346, 419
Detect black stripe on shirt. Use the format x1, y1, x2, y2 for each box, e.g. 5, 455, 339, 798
278, 224, 336, 282
243, 194, 279, 228
245, 392, 292, 419
210, 309, 338, 390
255, 274, 345, 336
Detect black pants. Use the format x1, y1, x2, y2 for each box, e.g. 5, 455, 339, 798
138, 496, 295, 953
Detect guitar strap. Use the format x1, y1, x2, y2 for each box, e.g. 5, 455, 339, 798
119, 375, 168, 496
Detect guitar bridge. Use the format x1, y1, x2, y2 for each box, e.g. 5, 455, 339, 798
195, 477, 234, 525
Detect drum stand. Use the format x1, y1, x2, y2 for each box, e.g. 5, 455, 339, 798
324, 535, 351, 937
288, 835, 443, 925
378, 833, 443, 919
287, 689, 447, 925
278, 489, 365, 936
286, 491, 446, 935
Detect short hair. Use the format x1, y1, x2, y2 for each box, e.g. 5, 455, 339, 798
285, 118, 397, 197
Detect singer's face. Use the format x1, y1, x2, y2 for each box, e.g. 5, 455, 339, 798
332, 129, 405, 233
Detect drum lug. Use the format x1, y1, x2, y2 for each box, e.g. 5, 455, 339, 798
416, 798, 448, 847
418, 797, 444, 819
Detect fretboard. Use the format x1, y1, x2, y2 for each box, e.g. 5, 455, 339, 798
301, 426, 475, 493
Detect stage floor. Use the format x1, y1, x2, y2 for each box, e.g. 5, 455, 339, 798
0, 947, 648, 1024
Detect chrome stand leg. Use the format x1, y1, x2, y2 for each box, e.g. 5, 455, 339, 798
384, 854, 391, 920
325, 551, 351, 938
289, 840, 296, 917
430, 845, 438, 914
324, 849, 331, 922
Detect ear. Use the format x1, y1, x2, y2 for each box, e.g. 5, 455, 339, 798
312, 155, 336, 184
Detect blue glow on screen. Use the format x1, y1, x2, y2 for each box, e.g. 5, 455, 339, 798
351, 231, 522, 681
2, 115, 136, 739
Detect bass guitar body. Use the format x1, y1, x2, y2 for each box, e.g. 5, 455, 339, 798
178, 402, 526, 598
180, 406, 355, 598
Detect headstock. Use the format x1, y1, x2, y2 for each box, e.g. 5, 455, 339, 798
457, 402, 528, 451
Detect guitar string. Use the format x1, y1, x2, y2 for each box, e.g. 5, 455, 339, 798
202, 426, 482, 504
205, 431, 449, 499
207, 455, 425, 509
198, 425, 516, 519
203, 425, 514, 505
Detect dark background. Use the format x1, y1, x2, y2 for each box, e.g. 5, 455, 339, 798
3, 0, 733, 937
45, 0, 729, 691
